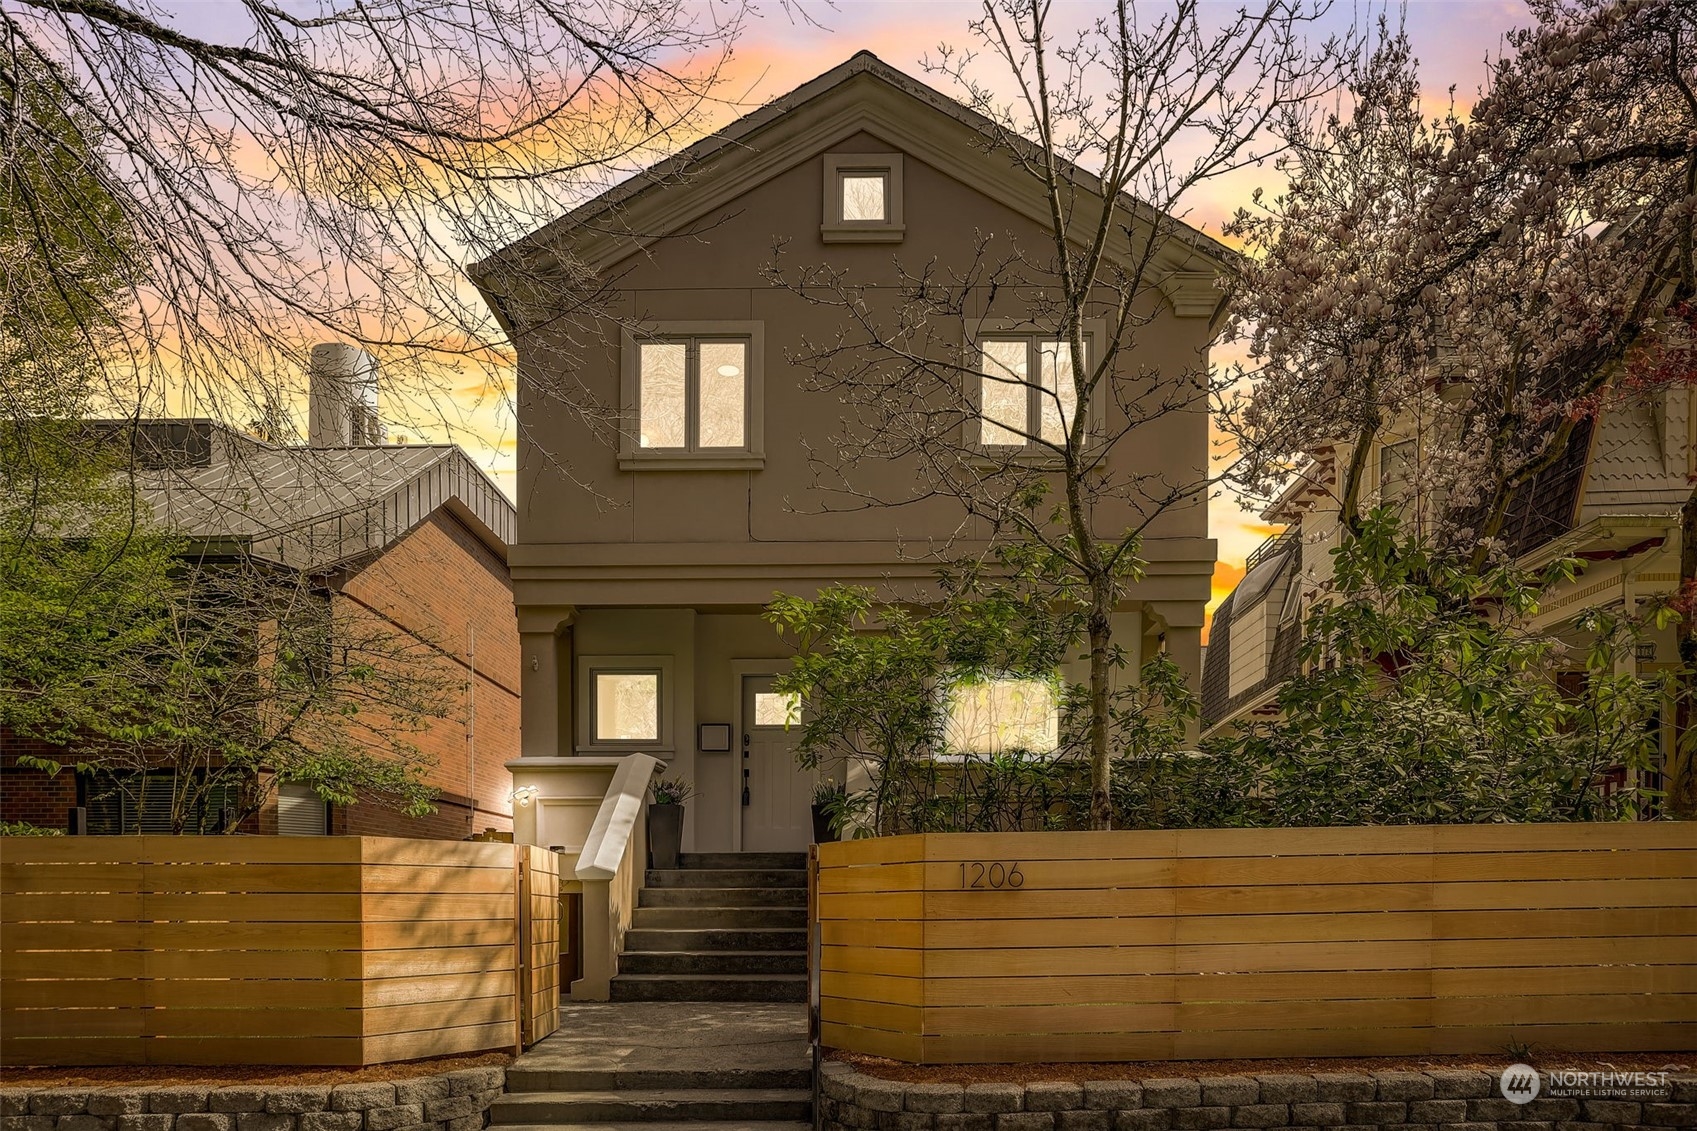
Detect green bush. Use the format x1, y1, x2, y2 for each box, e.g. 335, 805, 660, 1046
0, 820, 64, 836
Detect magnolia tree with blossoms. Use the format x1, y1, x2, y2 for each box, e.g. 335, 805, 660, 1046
1226, 0, 1697, 812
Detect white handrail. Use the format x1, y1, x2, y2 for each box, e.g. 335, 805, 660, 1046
575, 752, 661, 881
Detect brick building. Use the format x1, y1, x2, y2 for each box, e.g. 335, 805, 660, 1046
1, 347, 519, 838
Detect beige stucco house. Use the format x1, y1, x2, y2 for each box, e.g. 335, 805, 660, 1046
474, 53, 1225, 858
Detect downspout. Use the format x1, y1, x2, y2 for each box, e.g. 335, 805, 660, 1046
468, 623, 476, 836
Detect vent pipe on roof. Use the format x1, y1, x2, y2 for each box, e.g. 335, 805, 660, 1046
307, 343, 381, 447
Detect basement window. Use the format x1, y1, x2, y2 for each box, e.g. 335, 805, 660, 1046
822, 153, 904, 243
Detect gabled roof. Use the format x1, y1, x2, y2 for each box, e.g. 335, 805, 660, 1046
101, 420, 515, 571
470, 51, 1235, 313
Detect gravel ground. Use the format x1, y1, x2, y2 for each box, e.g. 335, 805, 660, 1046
829, 1049, 1696, 1085
0, 1052, 513, 1090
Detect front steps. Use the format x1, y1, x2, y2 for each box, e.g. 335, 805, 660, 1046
496, 1001, 812, 1131
610, 851, 808, 1003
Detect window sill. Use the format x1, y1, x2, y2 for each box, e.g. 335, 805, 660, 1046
821, 224, 905, 244
618, 454, 766, 471
965, 449, 1069, 471
575, 745, 676, 758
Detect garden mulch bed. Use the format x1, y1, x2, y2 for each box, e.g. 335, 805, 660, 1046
0, 1052, 512, 1090
830, 1049, 1695, 1085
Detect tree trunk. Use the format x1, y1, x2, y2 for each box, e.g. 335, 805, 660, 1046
1088, 588, 1114, 831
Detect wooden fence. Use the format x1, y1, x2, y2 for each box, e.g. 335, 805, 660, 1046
0, 837, 561, 1066
817, 823, 1697, 1063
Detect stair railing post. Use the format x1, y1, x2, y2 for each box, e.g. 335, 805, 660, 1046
809, 842, 821, 1130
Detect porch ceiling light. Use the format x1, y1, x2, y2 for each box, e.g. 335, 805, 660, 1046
715, 363, 742, 377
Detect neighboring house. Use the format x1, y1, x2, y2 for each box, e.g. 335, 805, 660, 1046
472, 52, 1225, 857
0, 345, 521, 838
1203, 386, 1694, 778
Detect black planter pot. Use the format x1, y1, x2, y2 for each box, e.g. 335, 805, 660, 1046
811, 804, 837, 844
648, 803, 684, 869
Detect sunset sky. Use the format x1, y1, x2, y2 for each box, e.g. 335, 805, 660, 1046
241, 0, 1530, 631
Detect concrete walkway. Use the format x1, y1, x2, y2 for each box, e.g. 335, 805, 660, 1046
493, 1002, 812, 1129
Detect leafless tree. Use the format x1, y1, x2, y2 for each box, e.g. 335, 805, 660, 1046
1, 0, 753, 463
764, 0, 1350, 829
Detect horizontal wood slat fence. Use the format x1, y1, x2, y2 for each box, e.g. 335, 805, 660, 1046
0, 837, 562, 1066
816, 824, 1697, 1063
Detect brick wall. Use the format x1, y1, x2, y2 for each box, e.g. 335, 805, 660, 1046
329, 511, 518, 839
2, 508, 518, 841
0, 734, 79, 829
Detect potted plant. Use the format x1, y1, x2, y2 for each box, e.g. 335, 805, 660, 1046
812, 779, 844, 844
647, 776, 693, 869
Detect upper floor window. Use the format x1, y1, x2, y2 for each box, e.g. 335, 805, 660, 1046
620, 322, 765, 470
977, 336, 1088, 449
822, 153, 904, 243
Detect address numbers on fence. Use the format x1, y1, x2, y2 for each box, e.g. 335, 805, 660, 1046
958, 861, 1024, 889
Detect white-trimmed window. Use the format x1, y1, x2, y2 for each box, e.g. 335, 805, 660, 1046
821, 153, 904, 243
977, 336, 1089, 449
579, 656, 674, 752
620, 323, 765, 470
943, 675, 1060, 756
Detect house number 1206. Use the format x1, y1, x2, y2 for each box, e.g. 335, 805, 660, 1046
959, 862, 1024, 889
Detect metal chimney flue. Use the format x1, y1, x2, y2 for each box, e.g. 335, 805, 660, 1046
307, 343, 381, 447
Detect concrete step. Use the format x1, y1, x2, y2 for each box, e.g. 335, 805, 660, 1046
617, 949, 807, 976
679, 852, 807, 870
491, 1124, 810, 1131
504, 1065, 812, 1092
645, 868, 806, 889
608, 973, 808, 1003
630, 906, 806, 931
622, 927, 807, 953
639, 885, 806, 909
489, 1089, 810, 1123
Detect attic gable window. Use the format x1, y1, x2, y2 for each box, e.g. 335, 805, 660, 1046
620, 322, 766, 470
822, 153, 904, 243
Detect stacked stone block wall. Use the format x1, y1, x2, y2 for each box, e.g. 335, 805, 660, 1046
0, 1068, 505, 1131
819, 1063, 1697, 1131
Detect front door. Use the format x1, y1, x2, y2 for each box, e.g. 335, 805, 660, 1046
741, 675, 812, 852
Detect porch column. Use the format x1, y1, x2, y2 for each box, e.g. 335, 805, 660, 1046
1146, 601, 1206, 745
519, 606, 576, 760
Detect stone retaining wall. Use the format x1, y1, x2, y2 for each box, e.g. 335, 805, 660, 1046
0, 1067, 505, 1131
819, 1063, 1697, 1131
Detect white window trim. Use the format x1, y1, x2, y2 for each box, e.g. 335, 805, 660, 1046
821, 153, 905, 243
578, 654, 675, 755
967, 319, 1107, 454
620, 321, 766, 470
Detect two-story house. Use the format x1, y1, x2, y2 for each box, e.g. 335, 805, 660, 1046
473, 52, 1226, 859
1203, 387, 1694, 795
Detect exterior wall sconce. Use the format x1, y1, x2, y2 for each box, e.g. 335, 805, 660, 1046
509, 785, 540, 807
